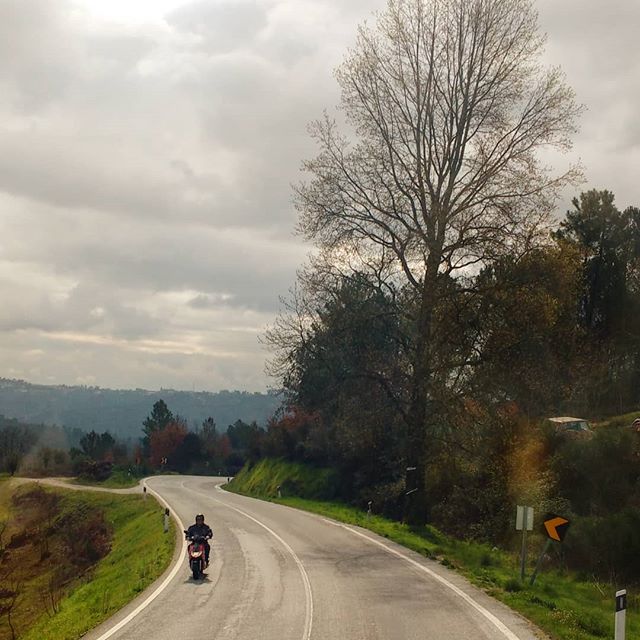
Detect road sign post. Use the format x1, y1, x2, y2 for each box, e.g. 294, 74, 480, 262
615, 589, 627, 640
530, 514, 571, 586
516, 505, 533, 581
529, 539, 551, 586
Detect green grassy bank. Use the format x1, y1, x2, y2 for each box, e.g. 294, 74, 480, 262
72, 468, 143, 489
0, 479, 175, 640
227, 459, 637, 640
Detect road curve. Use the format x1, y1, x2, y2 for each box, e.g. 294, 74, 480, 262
77, 476, 543, 640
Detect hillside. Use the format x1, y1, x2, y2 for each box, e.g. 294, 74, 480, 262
0, 378, 281, 439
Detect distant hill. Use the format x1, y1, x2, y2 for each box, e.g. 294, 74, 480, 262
0, 378, 282, 440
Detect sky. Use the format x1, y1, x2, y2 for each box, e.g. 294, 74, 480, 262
0, 0, 638, 393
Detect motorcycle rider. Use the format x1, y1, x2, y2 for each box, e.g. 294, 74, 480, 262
186, 514, 213, 566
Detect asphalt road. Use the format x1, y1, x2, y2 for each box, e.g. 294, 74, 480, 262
81, 476, 543, 640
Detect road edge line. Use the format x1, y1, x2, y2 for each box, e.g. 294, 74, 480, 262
223, 488, 520, 640
326, 520, 521, 640
92, 479, 186, 640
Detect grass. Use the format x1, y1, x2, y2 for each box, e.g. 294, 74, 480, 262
227, 459, 636, 640
231, 458, 339, 499
72, 468, 143, 489
594, 410, 640, 429
0, 480, 175, 640
0, 476, 12, 521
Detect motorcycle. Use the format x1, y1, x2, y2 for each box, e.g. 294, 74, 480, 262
184, 531, 209, 580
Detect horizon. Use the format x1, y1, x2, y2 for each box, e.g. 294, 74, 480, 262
0, 375, 277, 395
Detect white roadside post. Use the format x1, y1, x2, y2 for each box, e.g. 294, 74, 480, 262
143, 485, 147, 502
516, 505, 534, 581
164, 508, 170, 533
615, 589, 627, 640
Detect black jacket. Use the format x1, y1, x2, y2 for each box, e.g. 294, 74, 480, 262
186, 523, 213, 539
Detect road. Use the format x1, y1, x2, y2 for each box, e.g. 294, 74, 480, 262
81, 476, 543, 640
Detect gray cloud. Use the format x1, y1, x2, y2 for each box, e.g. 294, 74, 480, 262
0, 0, 637, 391
167, 0, 268, 53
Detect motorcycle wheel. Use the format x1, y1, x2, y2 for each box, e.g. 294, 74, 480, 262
192, 562, 201, 580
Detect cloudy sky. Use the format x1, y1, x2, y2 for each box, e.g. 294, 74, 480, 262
0, 0, 638, 392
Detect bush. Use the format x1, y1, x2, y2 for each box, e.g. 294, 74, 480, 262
77, 460, 114, 482
564, 509, 640, 582
356, 479, 405, 519
504, 577, 523, 592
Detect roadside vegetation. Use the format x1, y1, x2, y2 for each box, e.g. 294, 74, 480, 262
0, 478, 174, 640
72, 469, 142, 489
229, 459, 640, 640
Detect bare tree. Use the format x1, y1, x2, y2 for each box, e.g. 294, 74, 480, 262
0, 569, 21, 640
0, 521, 6, 556
295, 0, 582, 521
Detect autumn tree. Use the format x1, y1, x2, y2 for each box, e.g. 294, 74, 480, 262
149, 420, 188, 468
290, 0, 582, 521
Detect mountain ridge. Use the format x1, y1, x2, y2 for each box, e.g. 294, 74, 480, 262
0, 377, 281, 439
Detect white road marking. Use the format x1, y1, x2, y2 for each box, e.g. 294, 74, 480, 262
91, 477, 520, 640
93, 480, 187, 640
319, 518, 520, 640
187, 482, 314, 640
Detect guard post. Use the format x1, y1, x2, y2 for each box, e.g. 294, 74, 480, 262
164, 507, 170, 533
615, 589, 627, 640
143, 485, 147, 502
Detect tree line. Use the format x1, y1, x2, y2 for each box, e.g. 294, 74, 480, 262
0, 403, 264, 480
248, 0, 640, 580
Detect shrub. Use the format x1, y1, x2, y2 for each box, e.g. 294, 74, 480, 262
504, 578, 523, 592
564, 509, 640, 582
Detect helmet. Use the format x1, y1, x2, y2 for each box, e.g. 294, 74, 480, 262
195, 514, 205, 522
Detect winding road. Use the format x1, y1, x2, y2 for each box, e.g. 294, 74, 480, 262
74, 476, 542, 640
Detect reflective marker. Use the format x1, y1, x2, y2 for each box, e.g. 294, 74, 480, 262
615, 589, 627, 640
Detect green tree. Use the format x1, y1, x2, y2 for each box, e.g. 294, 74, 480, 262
470, 244, 582, 416
555, 190, 640, 412
142, 400, 174, 453
268, 274, 407, 505
555, 190, 634, 335
79, 431, 116, 461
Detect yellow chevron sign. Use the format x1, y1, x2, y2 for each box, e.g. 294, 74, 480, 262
543, 515, 570, 542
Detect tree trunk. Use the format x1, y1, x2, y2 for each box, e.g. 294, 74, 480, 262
404, 249, 441, 524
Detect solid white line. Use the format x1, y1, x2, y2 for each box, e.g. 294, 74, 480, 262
93, 481, 187, 640
204, 484, 314, 640
320, 518, 520, 640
